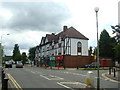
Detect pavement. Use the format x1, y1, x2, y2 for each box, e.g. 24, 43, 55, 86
0, 78, 1, 90
104, 72, 120, 82
0, 66, 119, 89
0, 66, 2, 89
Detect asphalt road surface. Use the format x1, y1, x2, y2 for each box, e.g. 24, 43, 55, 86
4, 65, 119, 89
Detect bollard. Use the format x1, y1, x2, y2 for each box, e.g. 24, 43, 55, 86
1, 69, 4, 83
2, 72, 6, 90
86, 71, 94, 88
63, 65, 66, 70
2, 71, 5, 84
114, 68, 116, 77
76, 66, 79, 70
58, 66, 59, 70
109, 67, 111, 75
50, 66, 52, 69
112, 67, 114, 72
2, 78, 9, 90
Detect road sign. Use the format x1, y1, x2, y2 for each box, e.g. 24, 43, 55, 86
50, 56, 55, 61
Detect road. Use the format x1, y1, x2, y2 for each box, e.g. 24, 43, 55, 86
4, 65, 119, 89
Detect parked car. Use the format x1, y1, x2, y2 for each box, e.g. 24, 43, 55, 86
16, 61, 23, 68
84, 64, 96, 68
5, 61, 12, 68
80, 62, 101, 68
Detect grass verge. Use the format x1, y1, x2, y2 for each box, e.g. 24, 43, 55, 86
81, 68, 109, 70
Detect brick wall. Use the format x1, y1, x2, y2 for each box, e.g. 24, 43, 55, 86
63, 55, 94, 67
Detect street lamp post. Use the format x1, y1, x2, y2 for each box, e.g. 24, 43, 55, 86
94, 7, 100, 90
0, 34, 10, 67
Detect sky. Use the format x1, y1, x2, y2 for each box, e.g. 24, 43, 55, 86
0, 0, 119, 56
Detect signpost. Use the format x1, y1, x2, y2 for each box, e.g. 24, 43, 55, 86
50, 56, 56, 67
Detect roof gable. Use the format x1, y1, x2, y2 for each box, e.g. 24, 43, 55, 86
40, 37, 45, 45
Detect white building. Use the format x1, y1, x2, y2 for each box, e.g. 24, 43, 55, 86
35, 26, 89, 59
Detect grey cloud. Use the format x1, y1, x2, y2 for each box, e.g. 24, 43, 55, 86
1, 2, 71, 32
4, 37, 36, 55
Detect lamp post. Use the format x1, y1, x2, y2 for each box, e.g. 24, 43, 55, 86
0, 33, 10, 67
94, 7, 100, 90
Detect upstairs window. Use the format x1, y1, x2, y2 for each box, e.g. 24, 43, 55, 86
77, 42, 82, 55
58, 43, 61, 48
47, 47, 49, 51
52, 46, 54, 49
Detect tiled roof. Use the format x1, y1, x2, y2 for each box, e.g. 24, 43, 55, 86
40, 26, 89, 45
46, 34, 58, 43
57, 26, 89, 40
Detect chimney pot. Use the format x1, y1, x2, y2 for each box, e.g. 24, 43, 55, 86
63, 26, 67, 32
52, 33, 55, 35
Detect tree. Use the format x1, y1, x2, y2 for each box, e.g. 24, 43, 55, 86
111, 25, 120, 64
12, 44, 21, 63
99, 29, 112, 58
88, 46, 93, 56
110, 37, 117, 61
28, 47, 36, 62
114, 44, 120, 63
21, 52, 27, 65
111, 25, 120, 43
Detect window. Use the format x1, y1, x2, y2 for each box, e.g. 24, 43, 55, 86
47, 47, 49, 51
52, 46, 54, 49
43, 49, 44, 52
58, 53, 61, 55
58, 43, 61, 48
55, 50, 57, 55
77, 42, 82, 55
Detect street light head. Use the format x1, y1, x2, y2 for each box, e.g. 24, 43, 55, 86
94, 7, 99, 12
7, 34, 10, 35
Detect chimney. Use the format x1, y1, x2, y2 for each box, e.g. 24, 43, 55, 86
51, 33, 55, 35
63, 26, 67, 32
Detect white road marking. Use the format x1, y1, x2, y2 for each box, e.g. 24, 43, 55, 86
49, 75, 64, 80
105, 79, 108, 80
57, 82, 73, 90
63, 71, 86, 76
57, 82, 87, 89
40, 75, 51, 80
40, 74, 64, 80
31, 71, 36, 74
59, 82, 86, 85
63, 71, 107, 81
24, 69, 43, 74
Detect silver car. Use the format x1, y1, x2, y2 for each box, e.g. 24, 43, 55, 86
16, 61, 23, 68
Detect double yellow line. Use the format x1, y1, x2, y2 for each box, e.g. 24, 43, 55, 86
7, 73, 23, 90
